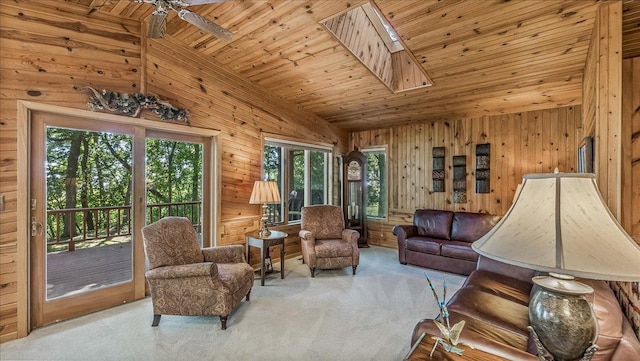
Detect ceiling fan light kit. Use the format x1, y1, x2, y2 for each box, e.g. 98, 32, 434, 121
133, 0, 232, 41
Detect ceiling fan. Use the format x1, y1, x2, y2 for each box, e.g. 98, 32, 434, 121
132, 0, 233, 41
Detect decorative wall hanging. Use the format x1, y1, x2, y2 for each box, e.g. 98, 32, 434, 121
453, 155, 467, 203
83, 87, 189, 124
475, 143, 490, 194
432, 147, 445, 192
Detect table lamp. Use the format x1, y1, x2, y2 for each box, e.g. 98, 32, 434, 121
249, 180, 281, 237
472, 172, 640, 361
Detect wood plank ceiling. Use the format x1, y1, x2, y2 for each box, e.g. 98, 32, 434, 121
64, 0, 637, 131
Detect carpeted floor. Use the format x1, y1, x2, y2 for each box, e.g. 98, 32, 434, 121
0, 246, 465, 361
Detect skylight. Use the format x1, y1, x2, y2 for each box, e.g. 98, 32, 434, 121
373, 7, 399, 43
322, 1, 431, 92
361, 3, 403, 53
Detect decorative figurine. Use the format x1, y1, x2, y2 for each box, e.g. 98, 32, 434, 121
425, 274, 473, 356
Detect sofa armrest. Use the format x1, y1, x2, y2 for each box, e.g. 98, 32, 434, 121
610, 317, 640, 361
146, 263, 217, 279
393, 225, 417, 264
475, 255, 535, 283
202, 245, 245, 264
392, 225, 418, 239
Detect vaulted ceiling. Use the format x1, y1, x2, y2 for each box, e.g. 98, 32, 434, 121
67, 0, 639, 131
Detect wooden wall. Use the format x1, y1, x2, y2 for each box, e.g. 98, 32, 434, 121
350, 106, 582, 248
0, 1, 347, 342
0, 1, 142, 342
586, 2, 624, 218
583, 2, 640, 340
611, 56, 640, 341
624, 57, 640, 244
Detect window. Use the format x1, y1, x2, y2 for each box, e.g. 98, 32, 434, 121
364, 147, 387, 218
263, 138, 331, 224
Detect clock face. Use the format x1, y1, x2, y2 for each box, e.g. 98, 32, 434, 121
347, 160, 361, 180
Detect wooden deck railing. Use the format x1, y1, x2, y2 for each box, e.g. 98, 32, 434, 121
46, 201, 201, 251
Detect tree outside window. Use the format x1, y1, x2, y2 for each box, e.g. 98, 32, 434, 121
263, 141, 330, 225
364, 148, 387, 218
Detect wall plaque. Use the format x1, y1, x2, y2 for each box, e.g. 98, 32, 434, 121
475, 143, 490, 194
432, 147, 445, 192
453, 155, 467, 203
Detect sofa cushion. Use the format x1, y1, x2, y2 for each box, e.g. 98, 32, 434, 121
405, 237, 441, 255
413, 209, 453, 239
451, 211, 500, 242
463, 270, 533, 305
441, 241, 479, 261
447, 288, 530, 337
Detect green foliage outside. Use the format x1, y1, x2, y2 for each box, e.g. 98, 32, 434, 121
46, 127, 202, 251
263, 145, 328, 222
366, 151, 387, 218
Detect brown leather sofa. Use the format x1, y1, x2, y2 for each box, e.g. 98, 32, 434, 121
393, 209, 500, 275
411, 256, 640, 360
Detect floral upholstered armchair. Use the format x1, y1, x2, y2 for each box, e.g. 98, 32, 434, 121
141, 217, 254, 330
299, 205, 360, 277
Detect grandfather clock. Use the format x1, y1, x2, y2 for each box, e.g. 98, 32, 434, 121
343, 150, 368, 247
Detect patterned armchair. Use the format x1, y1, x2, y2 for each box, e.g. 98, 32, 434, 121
299, 205, 360, 277
141, 217, 253, 330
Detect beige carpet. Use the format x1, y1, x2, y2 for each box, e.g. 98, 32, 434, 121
0, 246, 465, 361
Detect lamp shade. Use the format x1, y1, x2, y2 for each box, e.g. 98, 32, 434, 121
249, 181, 281, 204
472, 172, 640, 282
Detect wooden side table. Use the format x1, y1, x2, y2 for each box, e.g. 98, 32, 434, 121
245, 230, 287, 286
404, 332, 507, 361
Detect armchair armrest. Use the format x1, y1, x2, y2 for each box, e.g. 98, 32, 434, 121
202, 245, 245, 264
146, 262, 217, 280
392, 225, 418, 240
299, 230, 315, 244
342, 229, 359, 246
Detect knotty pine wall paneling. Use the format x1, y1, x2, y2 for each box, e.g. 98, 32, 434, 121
0, 1, 348, 343
610, 56, 640, 340
584, 2, 624, 218
350, 106, 582, 249
580, 1, 640, 338
0, 1, 142, 342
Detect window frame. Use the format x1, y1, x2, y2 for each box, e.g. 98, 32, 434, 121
263, 136, 333, 225
362, 146, 388, 220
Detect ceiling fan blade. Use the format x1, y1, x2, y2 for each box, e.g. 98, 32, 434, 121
148, 10, 168, 38
178, 9, 233, 41
178, 0, 228, 5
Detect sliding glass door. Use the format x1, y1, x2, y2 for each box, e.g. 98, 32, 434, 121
29, 110, 215, 329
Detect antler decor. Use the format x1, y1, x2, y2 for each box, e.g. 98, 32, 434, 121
83, 87, 189, 124
425, 274, 474, 357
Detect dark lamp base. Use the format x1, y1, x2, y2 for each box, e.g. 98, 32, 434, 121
528, 326, 598, 361
529, 275, 598, 361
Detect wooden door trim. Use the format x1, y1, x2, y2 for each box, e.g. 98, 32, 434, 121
17, 100, 221, 336
16, 102, 30, 338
